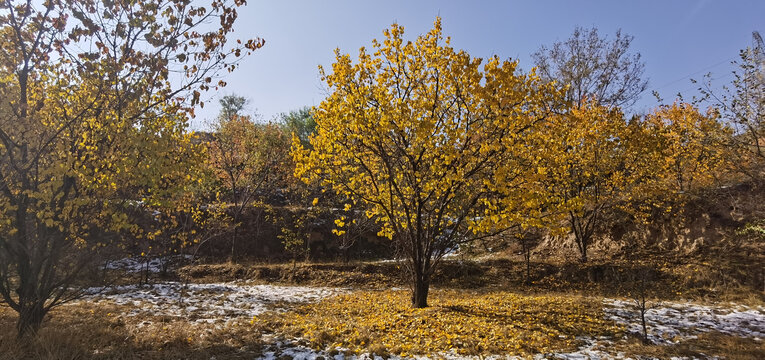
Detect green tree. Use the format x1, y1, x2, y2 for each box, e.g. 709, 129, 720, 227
279, 107, 317, 148
219, 94, 251, 121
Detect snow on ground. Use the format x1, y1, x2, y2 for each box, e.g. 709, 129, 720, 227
255, 337, 625, 360
257, 338, 521, 360
604, 298, 765, 344
78, 281, 764, 358
255, 298, 765, 360
103, 255, 193, 273
83, 282, 341, 324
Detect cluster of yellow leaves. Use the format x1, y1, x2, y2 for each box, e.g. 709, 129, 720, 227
643, 102, 732, 196
261, 290, 622, 356
292, 17, 562, 248
533, 101, 636, 227
532, 99, 732, 239
0, 62, 203, 246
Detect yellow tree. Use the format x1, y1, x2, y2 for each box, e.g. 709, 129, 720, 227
0, 0, 261, 337
641, 102, 732, 205
293, 19, 560, 308
541, 101, 731, 262
539, 101, 651, 262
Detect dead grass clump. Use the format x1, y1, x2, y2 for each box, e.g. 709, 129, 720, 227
259, 289, 622, 357
179, 261, 402, 288
616, 331, 765, 359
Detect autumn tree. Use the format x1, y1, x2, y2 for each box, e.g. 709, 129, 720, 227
541, 99, 732, 262
631, 102, 732, 252
208, 101, 291, 261
643, 102, 731, 198
293, 19, 560, 308
698, 32, 764, 181
0, 0, 261, 337
538, 101, 651, 262
533, 26, 648, 109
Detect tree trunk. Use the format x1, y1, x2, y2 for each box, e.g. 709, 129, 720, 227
578, 235, 589, 263
640, 308, 648, 343
229, 225, 238, 263
16, 302, 45, 338
571, 214, 591, 263
524, 244, 531, 285
411, 273, 430, 308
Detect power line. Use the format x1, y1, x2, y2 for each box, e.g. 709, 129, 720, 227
651, 56, 736, 91
674, 72, 735, 96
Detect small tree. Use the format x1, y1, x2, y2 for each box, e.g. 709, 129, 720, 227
208, 102, 291, 261
625, 265, 658, 344
533, 26, 648, 109
697, 32, 764, 181
279, 107, 318, 149
293, 19, 561, 308
539, 101, 649, 262
333, 204, 379, 262
517, 229, 544, 285
278, 209, 316, 267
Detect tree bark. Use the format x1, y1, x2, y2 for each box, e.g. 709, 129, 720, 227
16, 302, 45, 338
412, 272, 430, 308
524, 243, 532, 285
229, 224, 238, 263
579, 239, 588, 263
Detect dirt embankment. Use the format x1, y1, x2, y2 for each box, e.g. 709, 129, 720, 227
178, 255, 764, 304
537, 182, 765, 260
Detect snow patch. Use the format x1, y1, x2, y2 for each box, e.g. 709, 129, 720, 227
103, 255, 193, 273
256, 337, 630, 360
84, 282, 342, 324
257, 339, 517, 360
255, 299, 765, 360
604, 299, 765, 344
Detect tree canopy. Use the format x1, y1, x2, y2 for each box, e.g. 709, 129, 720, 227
0, 0, 261, 336
533, 26, 648, 109
293, 18, 562, 307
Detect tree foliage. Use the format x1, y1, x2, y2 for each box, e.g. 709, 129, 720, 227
643, 102, 731, 197
0, 0, 261, 337
538, 100, 729, 262
539, 101, 648, 262
293, 18, 561, 307
208, 102, 291, 261
279, 107, 317, 149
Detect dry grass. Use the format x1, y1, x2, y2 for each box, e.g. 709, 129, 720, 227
177, 261, 403, 288
0, 302, 266, 360
1, 288, 762, 359
179, 256, 765, 306
615, 331, 765, 359
258, 289, 623, 357
2, 246, 761, 359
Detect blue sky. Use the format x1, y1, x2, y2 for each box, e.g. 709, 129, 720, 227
190, 0, 764, 129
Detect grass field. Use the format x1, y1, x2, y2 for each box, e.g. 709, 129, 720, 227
1, 255, 763, 359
